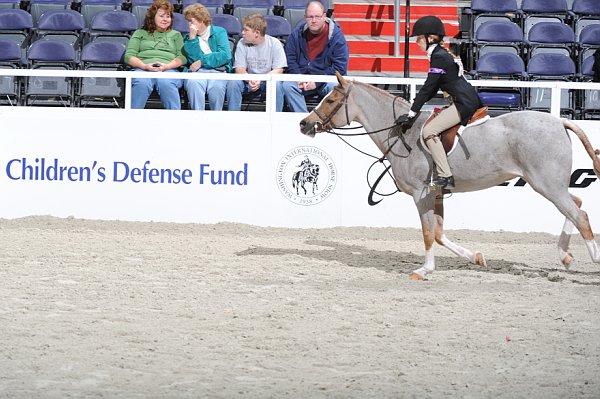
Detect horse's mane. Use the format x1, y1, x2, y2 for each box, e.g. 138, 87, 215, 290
352, 79, 411, 107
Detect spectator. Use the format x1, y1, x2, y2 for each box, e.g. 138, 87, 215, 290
281, 0, 348, 112
226, 13, 287, 111
124, 0, 186, 110
182, 3, 232, 110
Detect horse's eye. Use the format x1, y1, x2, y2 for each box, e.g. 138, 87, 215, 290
326, 98, 335, 104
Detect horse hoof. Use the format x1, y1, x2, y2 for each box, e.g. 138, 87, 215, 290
409, 272, 424, 281
561, 252, 574, 270
474, 252, 487, 267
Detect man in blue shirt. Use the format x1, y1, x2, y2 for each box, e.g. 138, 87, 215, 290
282, 0, 349, 112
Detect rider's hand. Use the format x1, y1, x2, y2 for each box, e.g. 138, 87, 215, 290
398, 113, 417, 132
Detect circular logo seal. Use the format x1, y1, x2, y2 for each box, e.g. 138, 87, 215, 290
276, 146, 337, 206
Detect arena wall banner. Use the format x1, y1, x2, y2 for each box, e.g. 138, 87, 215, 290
0, 107, 599, 234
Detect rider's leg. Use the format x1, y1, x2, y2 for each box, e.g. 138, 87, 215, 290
423, 104, 461, 188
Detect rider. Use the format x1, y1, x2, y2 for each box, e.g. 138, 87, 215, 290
298, 155, 313, 172
400, 16, 483, 190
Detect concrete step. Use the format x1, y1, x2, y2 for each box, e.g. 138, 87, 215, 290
347, 37, 421, 55
337, 18, 459, 37
349, 55, 430, 74
334, 3, 459, 20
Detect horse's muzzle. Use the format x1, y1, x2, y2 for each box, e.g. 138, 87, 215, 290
299, 118, 317, 137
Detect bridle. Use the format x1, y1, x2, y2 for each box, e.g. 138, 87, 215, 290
311, 82, 354, 131
309, 81, 415, 205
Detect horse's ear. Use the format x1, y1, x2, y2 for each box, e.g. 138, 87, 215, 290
335, 71, 347, 88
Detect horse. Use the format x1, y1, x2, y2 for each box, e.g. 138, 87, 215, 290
292, 164, 320, 195
299, 72, 600, 280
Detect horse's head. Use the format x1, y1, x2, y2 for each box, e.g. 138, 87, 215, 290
300, 71, 353, 137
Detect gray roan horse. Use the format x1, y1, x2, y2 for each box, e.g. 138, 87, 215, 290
299, 72, 600, 280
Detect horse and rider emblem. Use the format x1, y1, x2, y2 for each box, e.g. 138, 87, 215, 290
292, 156, 320, 195
276, 146, 337, 206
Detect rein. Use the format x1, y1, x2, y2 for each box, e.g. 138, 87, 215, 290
312, 83, 414, 204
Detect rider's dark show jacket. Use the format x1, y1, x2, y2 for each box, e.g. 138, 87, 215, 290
411, 44, 482, 126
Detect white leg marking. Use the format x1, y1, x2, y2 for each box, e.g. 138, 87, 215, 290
413, 247, 435, 278
558, 218, 575, 266
440, 234, 486, 266
585, 240, 600, 263
440, 234, 473, 259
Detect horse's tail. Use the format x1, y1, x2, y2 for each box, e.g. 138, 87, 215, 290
292, 171, 299, 188
563, 119, 600, 178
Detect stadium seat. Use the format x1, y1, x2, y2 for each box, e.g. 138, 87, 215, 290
265, 14, 290, 44
520, 0, 572, 28
211, 13, 241, 55
0, 8, 34, 64
578, 23, 600, 48
79, 41, 126, 107
0, 0, 20, 9
0, 38, 22, 105
35, 9, 85, 54
521, 0, 569, 15
181, 0, 228, 15
467, 0, 520, 39
232, 0, 277, 21
472, 19, 523, 67
527, 52, 576, 115
172, 11, 189, 35
525, 21, 575, 58
472, 52, 526, 113
80, 0, 124, 28
29, 0, 73, 27
281, 0, 330, 30
211, 12, 241, 36
88, 10, 138, 45
25, 39, 77, 106
471, 0, 518, 13
571, 0, 600, 19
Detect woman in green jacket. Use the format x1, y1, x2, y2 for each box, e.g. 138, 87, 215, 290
124, 0, 186, 109
182, 3, 232, 110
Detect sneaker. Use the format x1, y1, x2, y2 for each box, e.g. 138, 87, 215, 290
432, 175, 455, 189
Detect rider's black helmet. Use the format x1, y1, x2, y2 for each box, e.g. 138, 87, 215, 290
410, 15, 445, 37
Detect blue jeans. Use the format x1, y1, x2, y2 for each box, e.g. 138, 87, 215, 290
226, 80, 284, 112
281, 81, 337, 112
131, 69, 183, 110
184, 69, 227, 110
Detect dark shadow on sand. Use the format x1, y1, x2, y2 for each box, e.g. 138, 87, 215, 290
236, 240, 600, 285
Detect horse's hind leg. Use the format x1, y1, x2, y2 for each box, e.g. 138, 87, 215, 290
557, 194, 582, 268
433, 196, 487, 267
537, 189, 600, 266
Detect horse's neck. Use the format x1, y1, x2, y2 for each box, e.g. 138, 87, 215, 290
354, 85, 410, 147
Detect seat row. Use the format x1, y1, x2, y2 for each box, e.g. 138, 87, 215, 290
0, 8, 292, 65
470, 50, 598, 119
0, 0, 327, 29
466, 18, 600, 70
466, 0, 600, 32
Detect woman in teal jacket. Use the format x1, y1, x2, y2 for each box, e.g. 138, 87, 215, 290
182, 3, 232, 110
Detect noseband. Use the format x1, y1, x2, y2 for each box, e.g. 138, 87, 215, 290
312, 82, 353, 130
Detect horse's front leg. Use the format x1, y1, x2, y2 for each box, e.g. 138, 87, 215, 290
410, 194, 437, 280
433, 197, 487, 267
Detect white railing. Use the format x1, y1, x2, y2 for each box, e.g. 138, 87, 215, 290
2, 69, 600, 116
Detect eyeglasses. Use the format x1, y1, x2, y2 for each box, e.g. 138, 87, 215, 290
305, 14, 324, 21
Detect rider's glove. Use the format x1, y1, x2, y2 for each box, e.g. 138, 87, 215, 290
398, 111, 418, 132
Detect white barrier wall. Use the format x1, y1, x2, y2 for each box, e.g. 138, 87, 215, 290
1, 106, 599, 234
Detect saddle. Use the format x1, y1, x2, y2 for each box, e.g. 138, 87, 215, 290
424, 106, 489, 154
